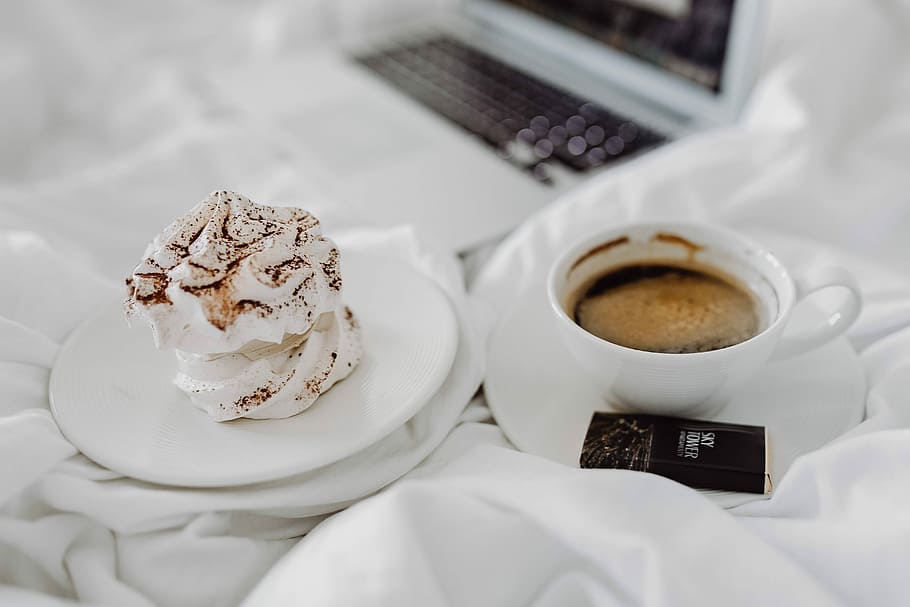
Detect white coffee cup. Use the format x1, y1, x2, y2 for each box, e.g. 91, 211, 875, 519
547, 222, 862, 416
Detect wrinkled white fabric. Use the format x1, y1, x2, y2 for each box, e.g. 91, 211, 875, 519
0, 227, 483, 607
2, 0, 910, 606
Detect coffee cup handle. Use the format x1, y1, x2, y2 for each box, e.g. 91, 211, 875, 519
773, 265, 862, 359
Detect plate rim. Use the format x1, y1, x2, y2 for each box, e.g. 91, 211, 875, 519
49, 253, 459, 487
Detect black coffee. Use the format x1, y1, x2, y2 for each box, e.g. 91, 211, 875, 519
572, 263, 761, 354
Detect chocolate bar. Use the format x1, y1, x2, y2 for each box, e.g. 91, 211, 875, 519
580, 412, 772, 494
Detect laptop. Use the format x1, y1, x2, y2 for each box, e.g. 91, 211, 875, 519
208, 0, 764, 252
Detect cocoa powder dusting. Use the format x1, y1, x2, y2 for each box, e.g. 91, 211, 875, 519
233, 370, 295, 414
261, 256, 307, 287
126, 191, 341, 342
302, 361, 334, 398
182, 274, 272, 331
322, 248, 342, 291
126, 273, 172, 306
343, 306, 359, 330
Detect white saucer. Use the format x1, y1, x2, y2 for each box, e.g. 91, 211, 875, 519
486, 283, 866, 508
50, 252, 458, 487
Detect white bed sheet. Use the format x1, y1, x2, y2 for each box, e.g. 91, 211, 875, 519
2, 0, 910, 605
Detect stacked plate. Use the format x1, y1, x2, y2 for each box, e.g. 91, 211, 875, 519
50, 250, 465, 488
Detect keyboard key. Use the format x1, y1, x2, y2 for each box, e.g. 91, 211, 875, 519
605, 136, 625, 156
585, 125, 605, 146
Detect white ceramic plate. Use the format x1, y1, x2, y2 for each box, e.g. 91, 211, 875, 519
50, 252, 458, 487
486, 284, 866, 508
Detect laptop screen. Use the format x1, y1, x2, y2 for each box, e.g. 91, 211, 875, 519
495, 0, 736, 92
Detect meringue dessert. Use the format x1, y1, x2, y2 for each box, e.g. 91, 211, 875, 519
124, 191, 362, 421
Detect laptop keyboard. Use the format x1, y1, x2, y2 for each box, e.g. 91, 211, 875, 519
354, 35, 668, 184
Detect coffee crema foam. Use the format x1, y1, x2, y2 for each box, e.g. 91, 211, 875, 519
572, 263, 761, 354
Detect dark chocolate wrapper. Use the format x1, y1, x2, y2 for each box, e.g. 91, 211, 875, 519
580, 412, 772, 494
